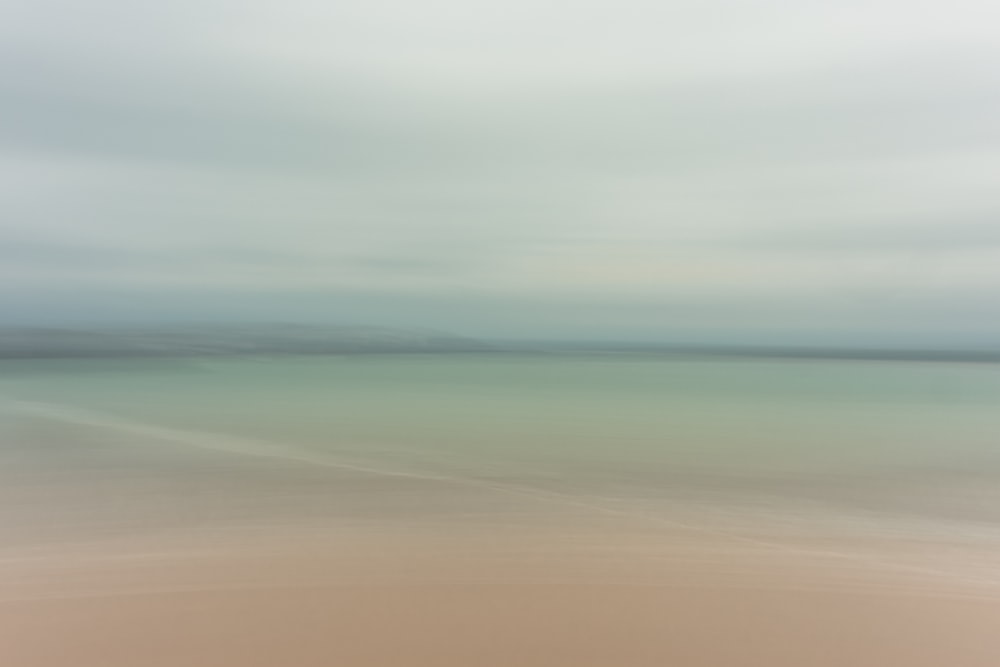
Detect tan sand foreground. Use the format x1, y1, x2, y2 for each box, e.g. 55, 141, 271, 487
3, 407, 1000, 666
2, 535, 999, 667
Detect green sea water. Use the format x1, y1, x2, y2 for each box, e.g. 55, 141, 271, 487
3, 355, 1000, 479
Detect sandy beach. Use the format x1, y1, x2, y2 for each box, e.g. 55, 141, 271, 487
4, 385, 1000, 666
3, 450, 1000, 667
3, 534, 1000, 667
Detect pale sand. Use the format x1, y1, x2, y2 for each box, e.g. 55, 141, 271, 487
3, 574, 999, 666
3, 409, 1000, 666
2, 534, 1000, 667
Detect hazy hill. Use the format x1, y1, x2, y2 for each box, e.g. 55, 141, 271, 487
0, 325, 491, 358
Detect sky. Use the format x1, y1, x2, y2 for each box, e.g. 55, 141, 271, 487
2, 0, 1000, 344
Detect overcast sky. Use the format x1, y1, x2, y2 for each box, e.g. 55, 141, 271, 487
2, 0, 999, 343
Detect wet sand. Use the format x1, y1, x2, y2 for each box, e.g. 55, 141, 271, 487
3, 410, 1000, 666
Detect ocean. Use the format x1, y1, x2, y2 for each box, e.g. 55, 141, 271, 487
3, 354, 1000, 526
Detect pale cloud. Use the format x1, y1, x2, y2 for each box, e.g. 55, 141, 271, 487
2, 0, 1000, 341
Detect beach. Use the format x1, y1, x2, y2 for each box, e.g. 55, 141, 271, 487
3, 356, 1000, 665
4, 477, 1000, 667
2, 428, 1000, 665
5, 566, 1000, 667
